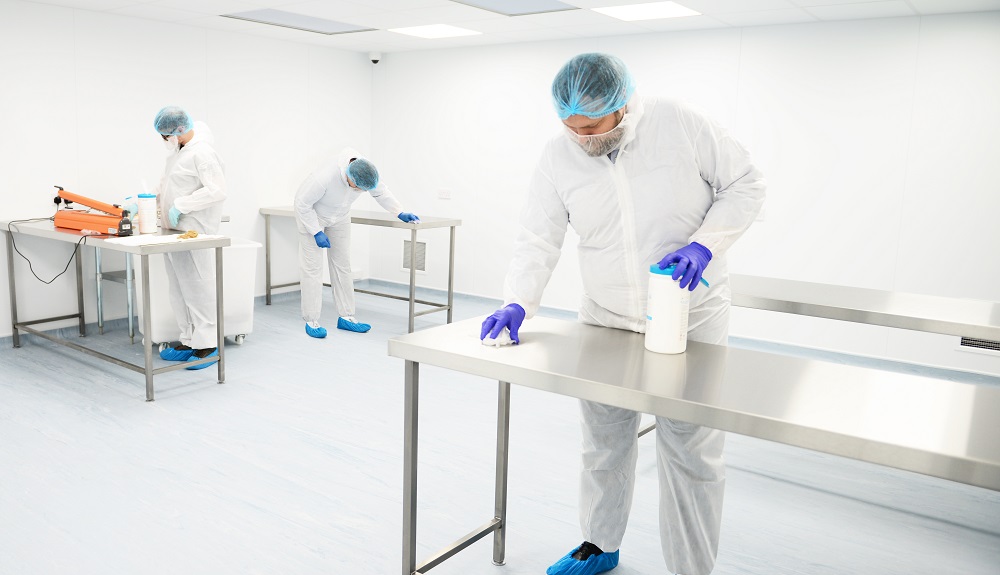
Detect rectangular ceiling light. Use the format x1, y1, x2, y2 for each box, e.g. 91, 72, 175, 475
592, 1, 700, 22
450, 0, 577, 16
388, 24, 482, 38
221, 9, 375, 35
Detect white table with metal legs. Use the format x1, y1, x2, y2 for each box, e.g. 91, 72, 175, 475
259, 207, 461, 333
3, 220, 230, 401
388, 316, 1000, 575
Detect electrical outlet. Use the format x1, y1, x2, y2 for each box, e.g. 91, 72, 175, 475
438, 188, 451, 200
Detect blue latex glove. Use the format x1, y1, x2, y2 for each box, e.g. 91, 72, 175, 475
480, 303, 526, 344
657, 242, 712, 291
123, 203, 138, 218
168, 206, 182, 228
314, 231, 331, 248
398, 212, 420, 223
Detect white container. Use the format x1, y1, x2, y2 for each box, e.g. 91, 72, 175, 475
134, 238, 260, 346
137, 193, 158, 234
644, 264, 690, 354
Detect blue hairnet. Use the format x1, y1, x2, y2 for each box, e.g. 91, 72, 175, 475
551, 53, 635, 119
347, 158, 379, 190
153, 106, 193, 136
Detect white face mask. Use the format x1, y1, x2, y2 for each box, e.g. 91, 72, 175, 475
163, 135, 180, 155
564, 111, 633, 157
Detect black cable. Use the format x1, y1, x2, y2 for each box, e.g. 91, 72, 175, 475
6, 217, 113, 285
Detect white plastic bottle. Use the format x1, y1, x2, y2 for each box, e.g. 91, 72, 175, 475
137, 193, 157, 234
644, 264, 690, 354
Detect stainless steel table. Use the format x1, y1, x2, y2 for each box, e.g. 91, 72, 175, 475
388, 316, 1000, 575
259, 207, 461, 333
731, 274, 1000, 341
3, 220, 230, 401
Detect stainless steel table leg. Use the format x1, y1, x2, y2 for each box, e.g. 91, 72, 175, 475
95, 247, 103, 335
402, 360, 420, 575
447, 226, 456, 324
408, 228, 417, 333
141, 255, 154, 401
76, 244, 85, 336
5, 231, 19, 348
493, 380, 511, 566
265, 214, 272, 305
126, 255, 135, 343
216, 246, 225, 385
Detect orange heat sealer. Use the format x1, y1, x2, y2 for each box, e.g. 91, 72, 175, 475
52, 186, 133, 236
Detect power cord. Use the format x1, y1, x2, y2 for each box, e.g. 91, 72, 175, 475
6, 218, 113, 284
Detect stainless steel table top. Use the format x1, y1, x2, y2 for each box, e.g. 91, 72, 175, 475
2, 220, 231, 255
731, 273, 1000, 340
258, 207, 461, 230
389, 317, 1000, 490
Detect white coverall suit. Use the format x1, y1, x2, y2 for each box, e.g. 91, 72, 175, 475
294, 148, 403, 322
156, 121, 227, 350
503, 97, 765, 575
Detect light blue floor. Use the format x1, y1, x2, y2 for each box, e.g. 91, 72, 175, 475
0, 283, 998, 575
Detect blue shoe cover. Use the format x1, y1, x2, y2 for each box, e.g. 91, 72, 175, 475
546, 544, 619, 575
185, 349, 219, 370
337, 317, 371, 333
160, 346, 194, 361
305, 323, 327, 338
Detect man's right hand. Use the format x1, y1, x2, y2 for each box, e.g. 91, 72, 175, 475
314, 231, 330, 248
480, 304, 526, 344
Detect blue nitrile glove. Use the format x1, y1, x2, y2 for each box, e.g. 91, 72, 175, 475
398, 212, 420, 223
123, 203, 138, 218
657, 242, 712, 291
314, 231, 330, 248
480, 303, 526, 344
168, 206, 182, 228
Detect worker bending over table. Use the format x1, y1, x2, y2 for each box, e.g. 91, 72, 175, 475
481, 53, 766, 575
294, 148, 420, 337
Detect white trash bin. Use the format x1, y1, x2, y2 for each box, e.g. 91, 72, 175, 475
134, 238, 260, 348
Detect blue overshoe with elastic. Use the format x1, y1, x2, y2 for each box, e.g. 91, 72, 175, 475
305, 323, 328, 338
546, 542, 619, 575
337, 317, 371, 333
160, 345, 195, 361
185, 348, 219, 370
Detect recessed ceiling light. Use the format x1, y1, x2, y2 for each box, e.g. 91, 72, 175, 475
388, 24, 482, 39
592, 1, 700, 22
221, 9, 374, 35
450, 0, 577, 16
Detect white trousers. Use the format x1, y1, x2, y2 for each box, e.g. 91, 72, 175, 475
579, 305, 729, 575
299, 219, 354, 322
163, 248, 217, 350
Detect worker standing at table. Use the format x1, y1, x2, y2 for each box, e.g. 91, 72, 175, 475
481, 54, 765, 575
150, 106, 227, 370
294, 148, 420, 337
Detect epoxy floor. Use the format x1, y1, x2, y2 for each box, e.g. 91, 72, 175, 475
1, 284, 998, 575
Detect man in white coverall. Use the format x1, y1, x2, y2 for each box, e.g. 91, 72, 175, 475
294, 148, 420, 337
480, 54, 765, 575
152, 106, 227, 370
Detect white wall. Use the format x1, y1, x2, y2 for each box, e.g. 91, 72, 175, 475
369, 13, 1000, 375
0, 0, 373, 338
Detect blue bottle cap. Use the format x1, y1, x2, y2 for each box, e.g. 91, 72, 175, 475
138, 193, 156, 198
649, 264, 710, 287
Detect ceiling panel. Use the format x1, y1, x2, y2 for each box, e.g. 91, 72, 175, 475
805, 1, 915, 21
16, 0, 1000, 53
907, 0, 1000, 14
713, 7, 815, 26
109, 3, 206, 22
148, 0, 261, 16
681, 0, 796, 13
25, 0, 147, 10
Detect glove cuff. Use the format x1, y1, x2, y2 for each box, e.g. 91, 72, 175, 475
689, 241, 713, 261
